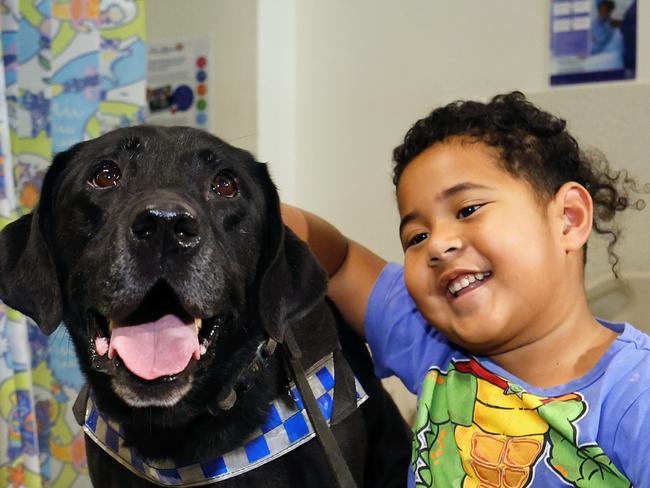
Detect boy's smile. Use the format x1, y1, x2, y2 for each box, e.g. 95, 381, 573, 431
444, 270, 492, 300
397, 138, 570, 356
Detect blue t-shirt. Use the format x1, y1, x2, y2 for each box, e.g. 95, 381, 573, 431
365, 263, 650, 488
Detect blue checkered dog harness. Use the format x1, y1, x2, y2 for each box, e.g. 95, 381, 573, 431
83, 354, 368, 486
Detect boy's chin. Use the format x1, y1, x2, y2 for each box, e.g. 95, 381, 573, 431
444, 324, 513, 356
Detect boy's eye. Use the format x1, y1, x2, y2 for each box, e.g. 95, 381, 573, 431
406, 232, 428, 248
457, 204, 482, 219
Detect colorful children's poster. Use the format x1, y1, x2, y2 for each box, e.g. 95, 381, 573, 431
550, 0, 637, 85
146, 36, 210, 130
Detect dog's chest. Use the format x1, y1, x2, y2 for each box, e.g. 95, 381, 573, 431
82, 353, 367, 486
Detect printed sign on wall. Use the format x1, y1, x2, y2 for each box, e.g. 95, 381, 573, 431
550, 0, 637, 85
146, 36, 210, 130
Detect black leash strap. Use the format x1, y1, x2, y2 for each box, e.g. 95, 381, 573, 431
282, 328, 358, 488
73, 382, 90, 426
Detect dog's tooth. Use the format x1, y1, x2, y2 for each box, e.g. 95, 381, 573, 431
195, 317, 202, 333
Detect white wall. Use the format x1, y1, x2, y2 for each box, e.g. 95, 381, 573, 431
529, 84, 650, 284
257, 2, 297, 202
290, 1, 649, 272
293, 1, 550, 262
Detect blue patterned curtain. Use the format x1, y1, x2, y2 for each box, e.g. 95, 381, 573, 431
0, 1, 146, 486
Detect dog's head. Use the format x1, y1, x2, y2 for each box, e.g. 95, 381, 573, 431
0, 126, 326, 410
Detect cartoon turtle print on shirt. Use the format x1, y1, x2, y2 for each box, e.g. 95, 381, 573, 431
412, 358, 631, 488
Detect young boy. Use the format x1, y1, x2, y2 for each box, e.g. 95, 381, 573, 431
282, 92, 649, 487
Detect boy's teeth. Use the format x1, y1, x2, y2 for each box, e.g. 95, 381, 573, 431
448, 272, 490, 295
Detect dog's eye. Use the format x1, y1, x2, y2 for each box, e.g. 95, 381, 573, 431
212, 172, 238, 198
89, 161, 121, 189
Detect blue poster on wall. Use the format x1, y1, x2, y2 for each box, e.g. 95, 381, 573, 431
550, 0, 637, 85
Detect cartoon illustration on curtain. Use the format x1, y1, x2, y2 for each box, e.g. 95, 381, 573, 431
0, 1, 146, 486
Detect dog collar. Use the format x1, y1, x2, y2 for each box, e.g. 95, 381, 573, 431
82, 353, 368, 486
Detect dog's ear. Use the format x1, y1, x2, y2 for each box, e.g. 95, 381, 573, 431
0, 209, 62, 334
255, 165, 327, 343
0, 145, 78, 334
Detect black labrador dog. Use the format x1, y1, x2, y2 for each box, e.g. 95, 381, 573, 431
0, 126, 410, 487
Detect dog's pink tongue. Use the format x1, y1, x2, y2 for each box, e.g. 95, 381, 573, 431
108, 315, 200, 380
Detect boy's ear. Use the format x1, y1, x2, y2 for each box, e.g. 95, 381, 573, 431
554, 181, 593, 252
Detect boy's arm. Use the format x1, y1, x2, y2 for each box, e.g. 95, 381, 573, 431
281, 204, 386, 337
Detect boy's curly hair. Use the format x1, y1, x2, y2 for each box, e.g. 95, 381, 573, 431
392, 91, 646, 277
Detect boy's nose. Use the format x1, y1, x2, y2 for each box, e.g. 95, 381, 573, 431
427, 224, 463, 264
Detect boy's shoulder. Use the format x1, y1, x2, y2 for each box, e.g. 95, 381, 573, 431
602, 321, 650, 396
608, 321, 650, 362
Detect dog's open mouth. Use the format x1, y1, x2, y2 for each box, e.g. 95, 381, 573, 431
91, 282, 220, 382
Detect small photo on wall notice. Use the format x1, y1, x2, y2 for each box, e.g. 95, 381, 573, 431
550, 0, 637, 85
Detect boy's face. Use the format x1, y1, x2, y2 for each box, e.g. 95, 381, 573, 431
397, 138, 568, 356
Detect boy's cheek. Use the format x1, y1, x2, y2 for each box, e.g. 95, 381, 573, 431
404, 255, 435, 296
402, 258, 422, 299
403, 263, 439, 317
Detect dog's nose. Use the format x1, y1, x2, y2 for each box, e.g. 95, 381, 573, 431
131, 206, 200, 249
